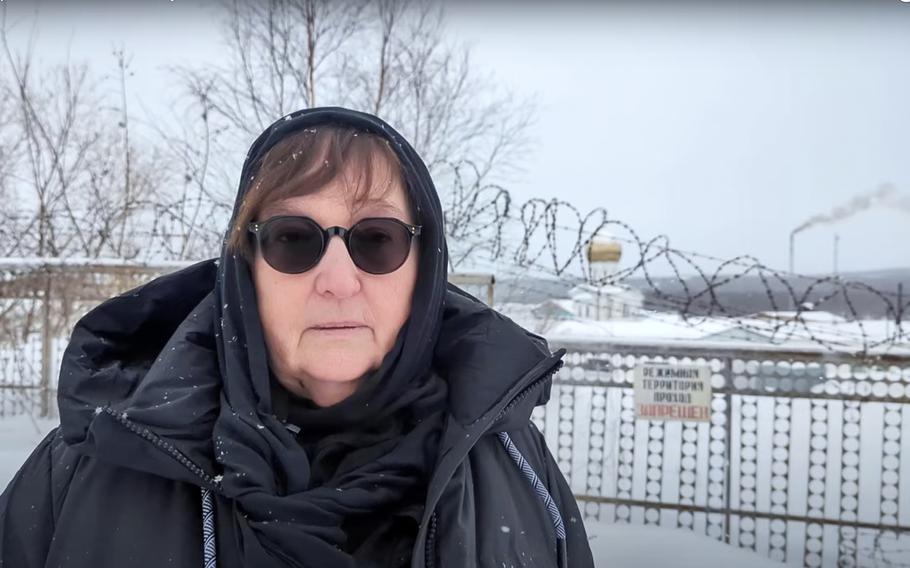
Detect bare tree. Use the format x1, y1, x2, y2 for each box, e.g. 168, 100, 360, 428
0, 49, 25, 256
0, 7, 165, 261
1, 0, 538, 265
140, 91, 235, 260
168, 0, 535, 264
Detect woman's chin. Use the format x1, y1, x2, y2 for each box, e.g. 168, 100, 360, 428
304, 361, 371, 384
304, 377, 363, 407
284, 362, 371, 404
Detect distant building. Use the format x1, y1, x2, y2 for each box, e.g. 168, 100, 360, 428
568, 283, 644, 320
562, 234, 644, 321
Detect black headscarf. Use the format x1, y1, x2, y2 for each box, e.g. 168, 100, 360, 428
211, 107, 450, 567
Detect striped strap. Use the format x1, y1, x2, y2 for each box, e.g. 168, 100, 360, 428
201, 487, 217, 568
497, 431, 567, 540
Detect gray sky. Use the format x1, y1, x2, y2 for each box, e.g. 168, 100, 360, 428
5, 0, 909, 276
444, 2, 910, 276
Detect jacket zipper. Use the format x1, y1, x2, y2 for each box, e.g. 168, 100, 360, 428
493, 358, 564, 424
425, 511, 438, 568
104, 407, 222, 490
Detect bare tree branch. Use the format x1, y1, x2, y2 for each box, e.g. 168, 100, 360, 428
165, 0, 535, 262
0, 11, 169, 261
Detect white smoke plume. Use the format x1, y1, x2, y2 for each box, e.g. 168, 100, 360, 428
792, 183, 905, 235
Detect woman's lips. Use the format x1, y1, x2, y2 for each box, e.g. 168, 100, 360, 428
309, 325, 368, 336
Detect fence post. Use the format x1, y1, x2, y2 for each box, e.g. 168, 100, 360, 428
40, 268, 52, 418
723, 358, 734, 545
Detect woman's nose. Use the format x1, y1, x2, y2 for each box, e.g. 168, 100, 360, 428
313, 236, 362, 298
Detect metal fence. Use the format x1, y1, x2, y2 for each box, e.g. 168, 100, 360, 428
540, 339, 910, 567
0, 259, 192, 418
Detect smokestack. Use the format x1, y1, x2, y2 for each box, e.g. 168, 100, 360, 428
789, 231, 796, 274
833, 234, 839, 275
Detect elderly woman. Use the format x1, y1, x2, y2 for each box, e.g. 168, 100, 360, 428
0, 108, 593, 568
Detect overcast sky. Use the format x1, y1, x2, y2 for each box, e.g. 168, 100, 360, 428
4, 0, 909, 276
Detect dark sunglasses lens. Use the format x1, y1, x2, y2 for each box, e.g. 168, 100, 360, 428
258, 217, 323, 273
349, 219, 412, 274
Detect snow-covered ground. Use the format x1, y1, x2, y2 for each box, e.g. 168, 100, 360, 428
586, 522, 780, 568
0, 414, 56, 485
0, 415, 782, 567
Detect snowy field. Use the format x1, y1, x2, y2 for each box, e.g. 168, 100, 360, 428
0, 414, 781, 568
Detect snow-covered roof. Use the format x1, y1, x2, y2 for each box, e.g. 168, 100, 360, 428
568, 283, 644, 299
753, 310, 848, 324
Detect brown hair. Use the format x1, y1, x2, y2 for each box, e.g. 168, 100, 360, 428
228, 124, 409, 259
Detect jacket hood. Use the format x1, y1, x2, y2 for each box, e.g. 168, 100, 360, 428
56, 107, 561, 486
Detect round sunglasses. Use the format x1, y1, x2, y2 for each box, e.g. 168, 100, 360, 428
248, 216, 422, 275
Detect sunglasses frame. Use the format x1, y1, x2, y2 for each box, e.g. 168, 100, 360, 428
248, 215, 422, 275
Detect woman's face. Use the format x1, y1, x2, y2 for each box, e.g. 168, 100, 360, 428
252, 170, 419, 407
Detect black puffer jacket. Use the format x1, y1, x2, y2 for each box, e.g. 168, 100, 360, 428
0, 108, 594, 568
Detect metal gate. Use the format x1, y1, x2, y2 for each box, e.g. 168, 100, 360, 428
538, 340, 910, 567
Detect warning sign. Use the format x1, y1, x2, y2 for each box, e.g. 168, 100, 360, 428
634, 362, 711, 422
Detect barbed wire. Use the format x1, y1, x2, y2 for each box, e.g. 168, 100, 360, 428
502, 209, 908, 300
443, 162, 904, 289
461, 244, 907, 355
2, 226, 905, 355
2, 159, 906, 355
440, 160, 906, 289
436, 163, 908, 353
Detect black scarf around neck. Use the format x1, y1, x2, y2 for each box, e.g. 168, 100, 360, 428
210, 108, 450, 567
